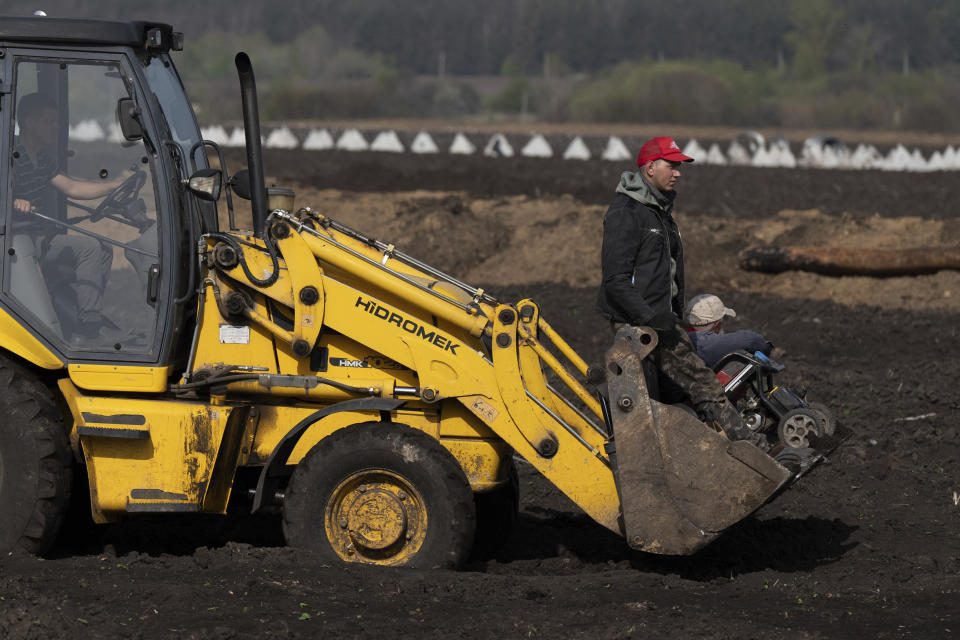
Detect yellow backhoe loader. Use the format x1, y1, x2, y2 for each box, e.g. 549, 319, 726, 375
0, 17, 837, 568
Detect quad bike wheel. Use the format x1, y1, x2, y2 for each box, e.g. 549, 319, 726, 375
741, 409, 767, 432
806, 402, 836, 436
282, 422, 475, 569
0, 355, 73, 554
778, 408, 824, 449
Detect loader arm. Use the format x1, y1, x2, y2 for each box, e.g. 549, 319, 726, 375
198, 210, 623, 532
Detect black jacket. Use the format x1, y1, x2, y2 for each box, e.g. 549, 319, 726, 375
596, 171, 685, 325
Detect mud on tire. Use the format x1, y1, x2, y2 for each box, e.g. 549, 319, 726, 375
282, 421, 475, 569
0, 354, 73, 554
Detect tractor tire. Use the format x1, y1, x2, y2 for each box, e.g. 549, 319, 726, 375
282, 422, 476, 569
0, 355, 72, 554
471, 460, 519, 559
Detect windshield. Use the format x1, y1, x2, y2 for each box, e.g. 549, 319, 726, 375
143, 54, 207, 173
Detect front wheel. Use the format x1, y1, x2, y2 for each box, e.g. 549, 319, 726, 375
282, 422, 475, 569
0, 355, 73, 554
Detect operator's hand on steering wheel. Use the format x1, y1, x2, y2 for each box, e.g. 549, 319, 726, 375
13, 198, 32, 213
91, 168, 146, 222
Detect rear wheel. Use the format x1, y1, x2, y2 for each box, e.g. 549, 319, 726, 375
0, 355, 73, 554
282, 422, 475, 569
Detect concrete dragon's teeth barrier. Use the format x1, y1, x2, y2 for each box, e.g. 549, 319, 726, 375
180, 122, 960, 171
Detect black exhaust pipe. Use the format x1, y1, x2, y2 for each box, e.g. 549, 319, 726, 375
235, 52, 268, 238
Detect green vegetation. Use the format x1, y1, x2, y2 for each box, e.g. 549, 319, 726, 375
563, 60, 960, 132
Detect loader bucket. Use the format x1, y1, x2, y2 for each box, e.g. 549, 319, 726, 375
604, 327, 791, 555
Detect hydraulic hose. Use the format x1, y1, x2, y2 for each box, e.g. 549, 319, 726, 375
207, 231, 280, 288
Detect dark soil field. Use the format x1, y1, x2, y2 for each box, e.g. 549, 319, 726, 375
2, 147, 959, 639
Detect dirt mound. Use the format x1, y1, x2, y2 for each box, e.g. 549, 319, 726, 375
293, 187, 960, 313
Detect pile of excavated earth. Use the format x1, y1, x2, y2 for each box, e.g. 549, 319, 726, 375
1, 147, 957, 639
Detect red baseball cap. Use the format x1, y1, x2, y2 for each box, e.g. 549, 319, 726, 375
637, 136, 694, 166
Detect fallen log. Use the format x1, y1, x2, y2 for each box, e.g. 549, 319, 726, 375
739, 245, 960, 277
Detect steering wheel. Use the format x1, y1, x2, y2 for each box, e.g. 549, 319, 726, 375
90, 169, 147, 223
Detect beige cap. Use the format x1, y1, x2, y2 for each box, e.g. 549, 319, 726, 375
686, 294, 736, 326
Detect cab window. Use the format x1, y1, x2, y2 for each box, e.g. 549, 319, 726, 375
3, 58, 161, 356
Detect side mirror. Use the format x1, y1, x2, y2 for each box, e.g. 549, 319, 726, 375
228, 169, 251, 200
116, 97, 144, 142
187, 168, 222, 202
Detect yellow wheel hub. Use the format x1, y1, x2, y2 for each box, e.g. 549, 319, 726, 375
325, 470, 427, 565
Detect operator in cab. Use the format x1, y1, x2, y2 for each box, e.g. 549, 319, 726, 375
11, 92, 127, 338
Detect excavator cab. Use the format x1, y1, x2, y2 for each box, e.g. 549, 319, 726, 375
0, 17, 837, 566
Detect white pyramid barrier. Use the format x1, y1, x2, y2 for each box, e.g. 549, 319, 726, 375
930, 146, 960, 171
200, 125, 230, 145
302, 128, 334, 151
751, 140, 796, 168
265, 126, 299, 149
69, 119, 105, 142
601, 136, 631, 161
881, 144, 912, 171
927, 150, 946, 171
727, 132, 764, 165
336, 128, 369, 151
521, 134, 553, 158
410, 131, 439, 154
726, 141, 753, 165
799, 136, 849, 168
225, 127, 247, 148
909, 148, 929, 172
849, 143, 882, 169
484, 134, 514, 158
704, 143, 727, 165
769, 137, 797, 168
562, 136, 591, 160
751, 144, 777, 168
681, 138, 706, 160
821, 146, 846, 168
370, 130, 405, 153
449, 132, 476, 155
798, 141, 817, 167
944, 146, 960, 170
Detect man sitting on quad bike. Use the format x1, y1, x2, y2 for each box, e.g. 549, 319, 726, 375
685, 293, 836, 474
684, 293, 773, 367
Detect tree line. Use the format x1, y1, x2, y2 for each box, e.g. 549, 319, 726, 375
11, 0, 958, 76
5, 0, 960, 131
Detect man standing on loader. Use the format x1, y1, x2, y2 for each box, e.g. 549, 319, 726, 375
596, 136, 759, 444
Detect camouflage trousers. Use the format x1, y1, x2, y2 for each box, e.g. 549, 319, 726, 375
612, 322, 727, 408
